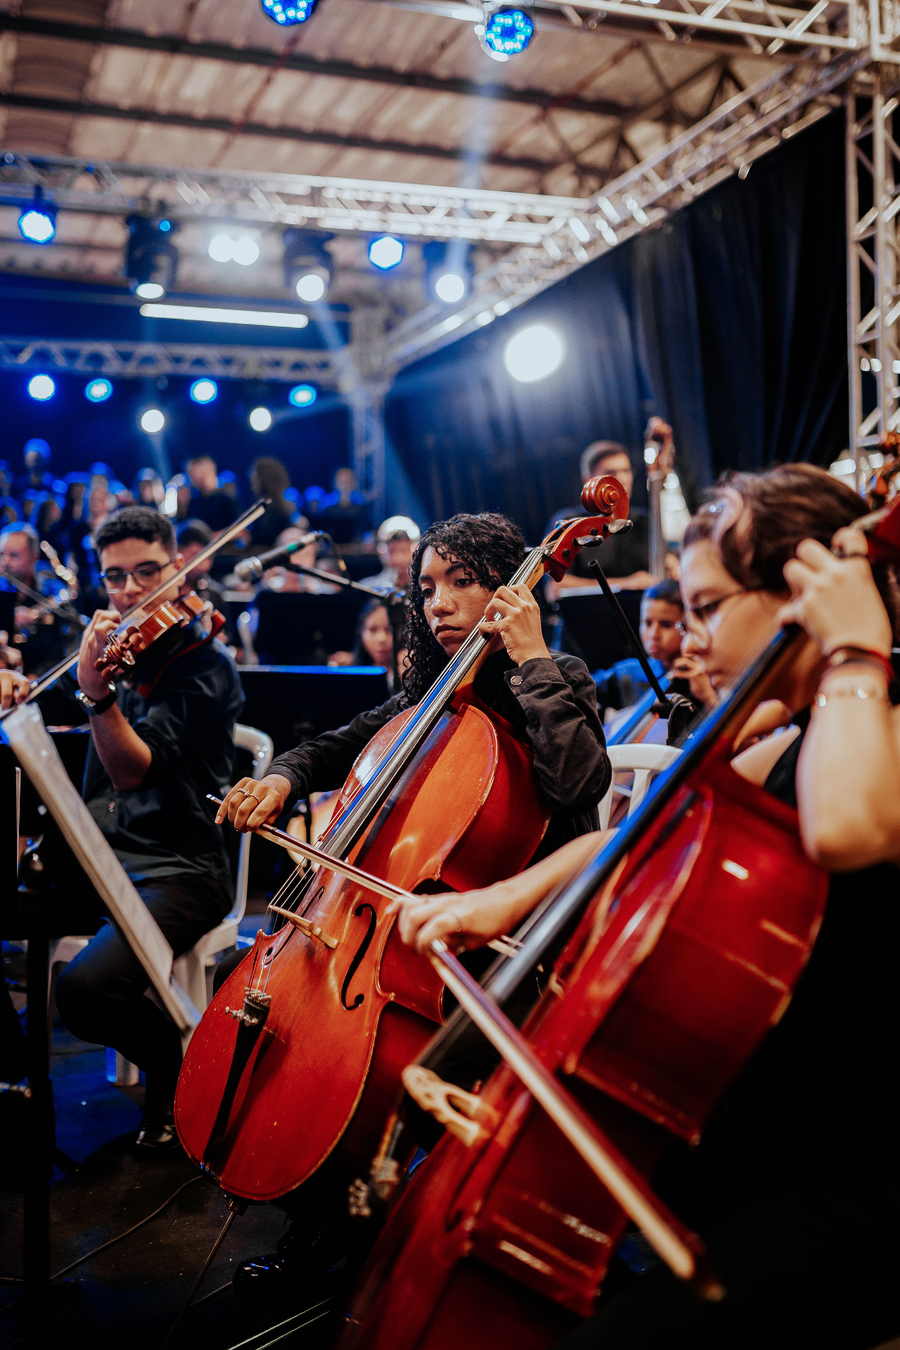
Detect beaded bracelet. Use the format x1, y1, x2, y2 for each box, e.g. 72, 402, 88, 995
822, 645, 894, 685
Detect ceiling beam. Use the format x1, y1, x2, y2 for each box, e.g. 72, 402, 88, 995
0, 93, 564, 175
0, 14, 664, 122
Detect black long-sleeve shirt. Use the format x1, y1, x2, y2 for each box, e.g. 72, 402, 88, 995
42, 623, 245, 899
269, 650, 610, 859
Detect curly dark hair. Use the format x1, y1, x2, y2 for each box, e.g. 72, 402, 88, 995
401, 512, 527, 706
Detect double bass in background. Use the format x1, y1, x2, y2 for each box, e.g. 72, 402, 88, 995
339, 463, 900, 1350
174, 479, 629, 1208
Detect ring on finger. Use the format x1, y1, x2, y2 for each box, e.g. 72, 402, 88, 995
246, 792, 261, 804
233, 788, 248, 798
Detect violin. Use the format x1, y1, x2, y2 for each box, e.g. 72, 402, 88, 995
338, 625, 829, 1350
93, 591, 218, 681
174, 476, 629, 1204
0, 497, 266, 720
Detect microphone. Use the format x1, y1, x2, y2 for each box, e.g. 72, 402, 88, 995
235, 531, 323, 582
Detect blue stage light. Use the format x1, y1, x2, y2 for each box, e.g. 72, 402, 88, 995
289, 384, 318, 408
27, 374, 56, 401
369, 236, 404, 270
483, 8, 534, 55
85, 378, 113, 403
18, 188, 56, 244
261, 0, 319, 23
158, 219, 172, 232
190, 378, 218, 404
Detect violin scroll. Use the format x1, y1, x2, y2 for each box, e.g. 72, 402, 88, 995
542, 475, 630, 583
581, 473, 629, 517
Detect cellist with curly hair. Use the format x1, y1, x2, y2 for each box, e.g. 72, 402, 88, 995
217, 511, 611, 860
212, 512, 612, 1299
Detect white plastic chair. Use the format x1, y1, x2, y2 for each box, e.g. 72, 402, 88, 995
598, 743, 681, 831
47, 722, 273, 1087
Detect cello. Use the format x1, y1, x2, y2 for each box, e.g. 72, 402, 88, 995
337, 622, 830, 1349
174, 476, 629, 1202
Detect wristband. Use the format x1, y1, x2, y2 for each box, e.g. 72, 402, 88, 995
75, 683, 118, 716
823, 645, 894, 685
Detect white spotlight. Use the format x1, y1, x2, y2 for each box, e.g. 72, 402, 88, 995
435, 272, 466, 304
504, 324, 565, 383
209, 234, 235, 262
136, 281, 165, 299
249, 406, 273, 432
141, 408, 165, 433
295, 272, 327, 303
233, 237, 260, 266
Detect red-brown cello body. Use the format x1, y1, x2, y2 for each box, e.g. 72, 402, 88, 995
340, 630, 829, 1349
174, 477, 629, 1201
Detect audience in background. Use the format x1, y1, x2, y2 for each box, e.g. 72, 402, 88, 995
366, 515, 420, 592
248, 457, 298, 546
17, 439, 54, 495
176, 519, 237, 646
0, 443, 419, 674
311, 466, 369, 543
135, 468, 165, 509
185, 455, 239, 532
30, 492, 63, 548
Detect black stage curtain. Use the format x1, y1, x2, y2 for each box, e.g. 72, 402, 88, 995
384, 111, 848, 543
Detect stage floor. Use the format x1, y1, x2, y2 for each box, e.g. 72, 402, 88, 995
0, 918, 343, 1350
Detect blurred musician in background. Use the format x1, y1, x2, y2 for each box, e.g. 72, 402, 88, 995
0, 521, 81, 676
366, 516, 421, 593
545, 442, 655, 602
592, 579, 685, 713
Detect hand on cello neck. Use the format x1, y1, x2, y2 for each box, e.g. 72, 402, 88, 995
478, 583, 551, 666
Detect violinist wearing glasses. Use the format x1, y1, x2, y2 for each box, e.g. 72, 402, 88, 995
1, 505, 244, 1151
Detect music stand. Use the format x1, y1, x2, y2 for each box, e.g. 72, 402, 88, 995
238, 666, 389, 757
253, 590, 369, 666
557, 588, 645, 671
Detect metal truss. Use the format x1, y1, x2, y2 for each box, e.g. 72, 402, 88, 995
0, 155, 605, 250
383, 0, 900, 60
384, 49, 869, 367
846, 67, 900, 473
0, 336, 339, 384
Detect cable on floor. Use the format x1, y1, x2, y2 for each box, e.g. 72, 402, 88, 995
52, 1173, 206, 1278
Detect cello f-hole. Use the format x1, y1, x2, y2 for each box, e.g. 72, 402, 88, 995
341, 903, 378, 1011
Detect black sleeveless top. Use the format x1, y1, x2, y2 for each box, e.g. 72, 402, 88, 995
660, 729, 899, 1233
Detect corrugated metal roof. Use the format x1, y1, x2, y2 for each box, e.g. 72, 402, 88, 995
0, 0, 791, 310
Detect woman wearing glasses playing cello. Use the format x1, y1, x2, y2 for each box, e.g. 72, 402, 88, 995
391, 464, 899, 1350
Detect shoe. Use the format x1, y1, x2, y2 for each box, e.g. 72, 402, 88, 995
231, 1222, 345, 1306
135, 1105, 180, 1152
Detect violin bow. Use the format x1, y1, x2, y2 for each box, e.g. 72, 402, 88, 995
206, 796, 522, 959
0, 497, 268, 717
